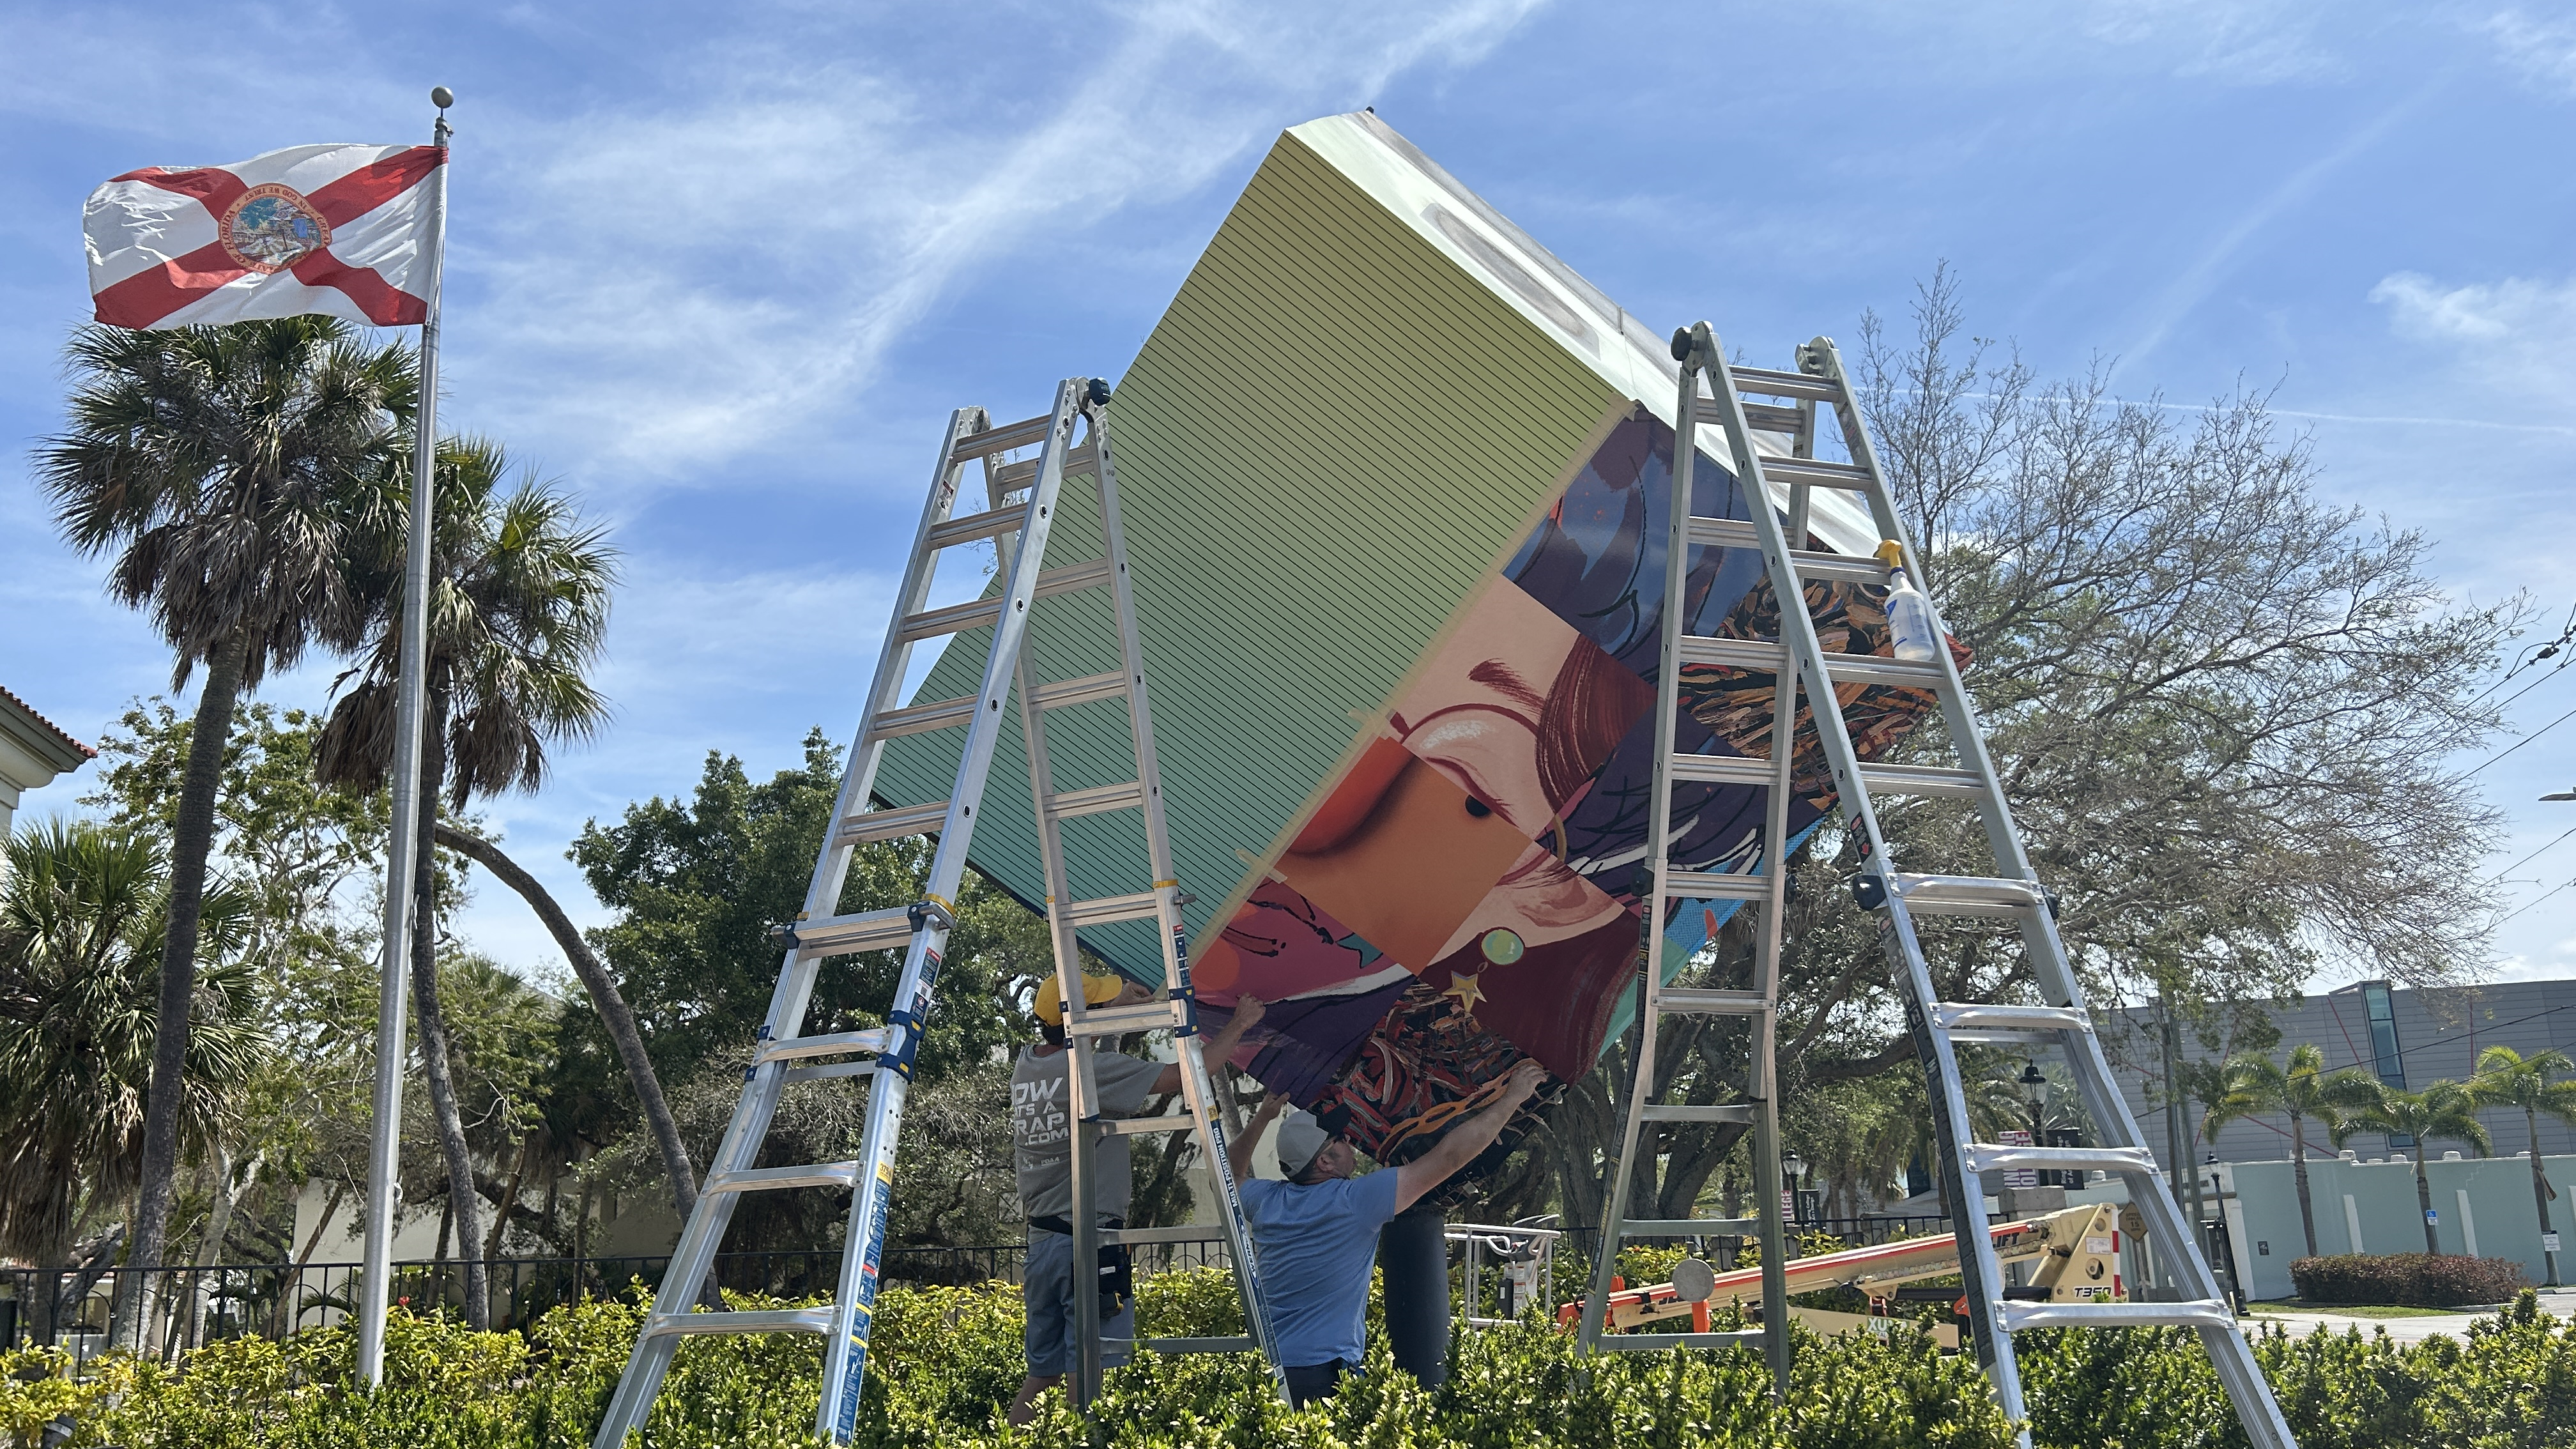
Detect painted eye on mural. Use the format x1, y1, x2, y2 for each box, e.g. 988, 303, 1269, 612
1464, 797, 1492, 818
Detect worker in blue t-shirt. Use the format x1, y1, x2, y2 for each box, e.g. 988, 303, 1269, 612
1227, 1057, 1548, 1407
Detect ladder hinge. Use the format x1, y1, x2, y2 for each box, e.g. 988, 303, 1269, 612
907, 897, 956, 933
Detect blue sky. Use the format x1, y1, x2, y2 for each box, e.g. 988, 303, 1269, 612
4, 1, 2573, 996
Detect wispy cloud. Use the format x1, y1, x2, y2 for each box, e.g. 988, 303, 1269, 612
2372, 269, 2576, 409
454, 1, 1547, 490
2480, 8, 2576, 95
2081, 0, 2344, 83
2116, 76, 2439, 374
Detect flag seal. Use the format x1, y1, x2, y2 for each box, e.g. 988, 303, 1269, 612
219, 183, 332, 273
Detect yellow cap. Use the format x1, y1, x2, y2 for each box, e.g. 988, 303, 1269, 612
1034, 971, 1129, 1025
1874, 540, 1906, 569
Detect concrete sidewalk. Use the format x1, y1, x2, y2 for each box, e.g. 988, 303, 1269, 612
2246, 1285, 2576, 1344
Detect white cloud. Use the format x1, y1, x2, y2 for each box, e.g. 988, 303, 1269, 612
448, 0, 1547, 489
2081, 0, 2343, 82
2371, 271, 2576, 404
2481, 8, 2576, 95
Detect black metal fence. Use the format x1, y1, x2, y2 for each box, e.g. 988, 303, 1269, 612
0, 1236, 1240, 1370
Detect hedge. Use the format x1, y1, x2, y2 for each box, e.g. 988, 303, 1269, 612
2288, 1253, 2530, 1307
8, 1273, 2576, 1447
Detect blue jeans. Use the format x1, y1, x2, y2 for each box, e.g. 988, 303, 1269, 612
1283, 1358, 1360, 1407
1023, 1226, 1135, 1375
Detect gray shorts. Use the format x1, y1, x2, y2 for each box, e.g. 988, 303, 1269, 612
1023, 1227, 1135, 1376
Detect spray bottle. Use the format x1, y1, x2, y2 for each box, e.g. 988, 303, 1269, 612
1874, 540, 1938, 664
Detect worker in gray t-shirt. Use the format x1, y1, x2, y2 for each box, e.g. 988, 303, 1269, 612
1006, 974, 1263, 1426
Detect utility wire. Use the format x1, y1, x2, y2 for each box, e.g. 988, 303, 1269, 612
2499, 878, 2575, 926
2495, 824, 2576, 881
2464, 699, 2576, 779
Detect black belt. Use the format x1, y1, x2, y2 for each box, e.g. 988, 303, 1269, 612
1028, 1215, 1124, 1236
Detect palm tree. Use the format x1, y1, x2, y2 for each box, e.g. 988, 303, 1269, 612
2200, 1045, 2379, 1258
2347, 1080, 2491, 1255
2465, 1045, 2576, 1285
316, 438, 614, 1328
35, 318, 414, 1337
0, 822, 268, 1338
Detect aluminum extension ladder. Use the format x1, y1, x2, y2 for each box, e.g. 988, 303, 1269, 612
590, 376, 1276, 1446
1574, 356, 1800, 1395
1635, 323, 2294, 1448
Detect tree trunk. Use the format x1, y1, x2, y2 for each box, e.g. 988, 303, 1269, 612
2415, 1144, 2439, 1255
486, 1138, 533, 1260
116, 639, 247, 1349
429, 823, 697, 1218
280, 1179, 346, 1338
188, 1140, 242, 1349
2530, 1106, 2561, 1287
408, 698, 489, 1328
2289, 1113, 2318, 1259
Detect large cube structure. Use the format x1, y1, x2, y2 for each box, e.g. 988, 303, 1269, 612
872, 112, 1918, 1172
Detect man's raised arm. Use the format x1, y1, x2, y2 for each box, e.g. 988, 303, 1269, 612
1229, 1089, 1288, 1184
1392, 1060, 1549, 1215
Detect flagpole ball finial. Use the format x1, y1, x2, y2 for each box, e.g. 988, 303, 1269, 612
431, 86, 454, 109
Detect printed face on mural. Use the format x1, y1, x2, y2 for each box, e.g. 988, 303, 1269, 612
1198, 408, 1951, 1174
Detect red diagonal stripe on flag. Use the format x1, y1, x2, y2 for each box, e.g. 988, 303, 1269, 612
108, 164, 252, 219
303, 146, 444, 227
93, 242, 249, 328
289, 250, 427, 326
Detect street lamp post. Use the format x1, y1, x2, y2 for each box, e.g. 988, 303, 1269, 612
1782, 1152, 1806, 1226
2019, 1062, 2050, 1186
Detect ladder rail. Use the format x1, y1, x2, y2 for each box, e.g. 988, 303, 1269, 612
1693, 325, 2296, 1449
1085, 402, 1286, 1396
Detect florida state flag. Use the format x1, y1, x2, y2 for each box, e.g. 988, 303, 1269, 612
85, 142, 444, 329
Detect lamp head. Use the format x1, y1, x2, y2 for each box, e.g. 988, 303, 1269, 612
431, 86, 454, 109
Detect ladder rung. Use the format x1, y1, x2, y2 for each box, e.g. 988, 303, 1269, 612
893, 558, 1115, 643
836, 799, 949, 845
1044, 780, 1145, 820
1599, 1330, 1763, 1350
1641, 1103, 1756, 1124
1621, 1218, 1759, 1237
779, 908, 915, 958
1758, 456, 1873, 491
703, 1162, 862, 1195
1741, 401, 1805, 433
1856, 763, 1986, 798
1893, 874, 2046, 919
950, 414, 1054, 461
783, 1060, 877, 1084
1061, 892, 1163, 927
924, 502, 1030, 551
1932, 1003, 2091, 1034
1102, 1225, 1229, 1246
1683, 518, 1883, 585
1723, 366, 1843, 402
873, 670, 1130, 740
1821, 654, 1945, 688
644, 1307, 836, 1338
1655, 988, 1769, 1016
756, 1028, 891, 1065
1096, 1113, 1197, 1138
1664, 870, 1769, 902
1066, 999, 1184, 1035
1677, 635, 1788, 671
1961, 1144, 2155, 1177
1034, 670, 1130, 712
1138, 1336, 1257, 1353
985, 439, 1099, 491
1670, 751, 1775, 786
2000, 1300, 2232, 1331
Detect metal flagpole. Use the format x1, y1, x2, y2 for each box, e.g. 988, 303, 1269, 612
356, 86, 452, 1388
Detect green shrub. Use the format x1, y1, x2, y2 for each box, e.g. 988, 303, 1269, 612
17, 1278, 2576, 1447
2288, 1253, 2529, 1307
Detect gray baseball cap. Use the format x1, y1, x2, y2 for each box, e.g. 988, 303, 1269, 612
1275, 1109, 1331, 1179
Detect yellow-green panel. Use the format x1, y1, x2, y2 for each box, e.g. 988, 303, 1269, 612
870, 125, 1624, 970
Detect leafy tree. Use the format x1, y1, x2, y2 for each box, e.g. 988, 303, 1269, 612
569, 732, 1050, 1251
2346, 1080, 2492, 1254
315, 437, 614, 1326
2465, 1045, 2576, 1285
0, 822, 266, 1335
2201, 1044, 2380, 1258
34, 318, 415, 1329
